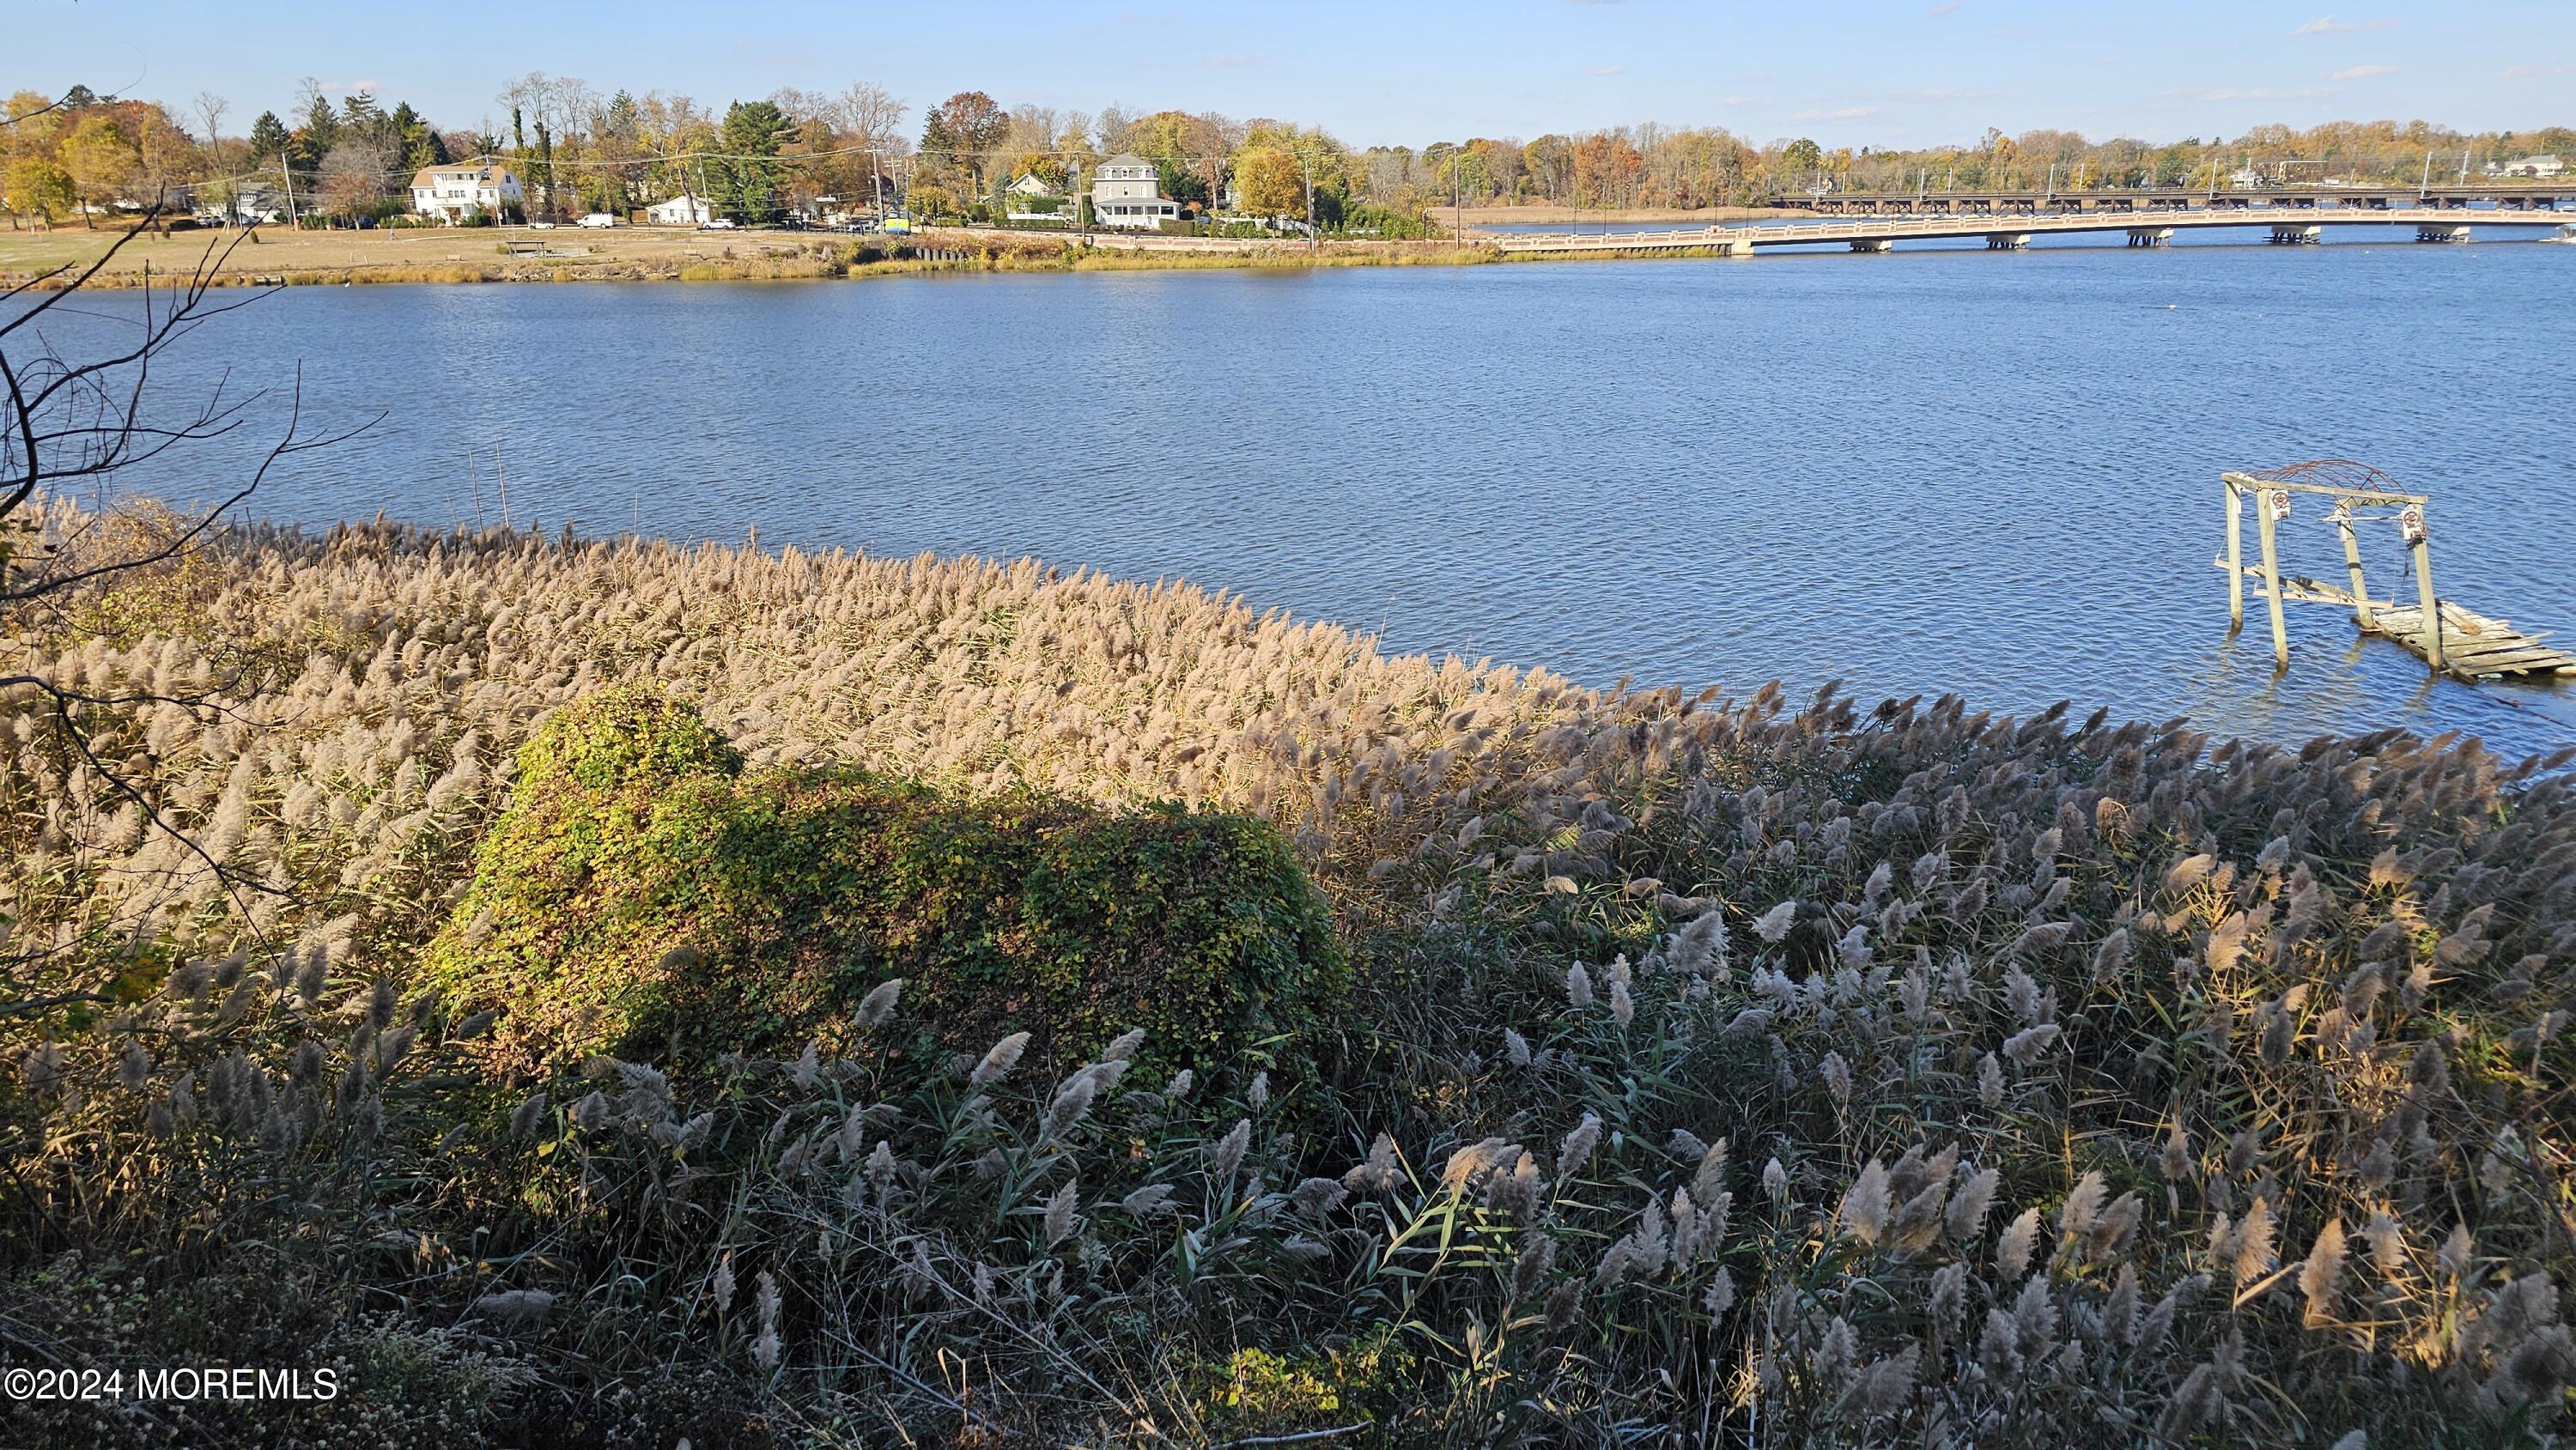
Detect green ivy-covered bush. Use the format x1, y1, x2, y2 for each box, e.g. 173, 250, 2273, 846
421, 688, 1347, 1083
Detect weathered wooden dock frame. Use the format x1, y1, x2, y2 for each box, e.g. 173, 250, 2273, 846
2219, 470, 2576, 682
2221, 470, 2439, 671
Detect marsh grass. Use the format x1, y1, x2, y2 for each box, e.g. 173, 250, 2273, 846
3, 497, 2574, 1446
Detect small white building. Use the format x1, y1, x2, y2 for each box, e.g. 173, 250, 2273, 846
1091, 153, 1180, 229
645, 194, 715, 226
2504, 154, 2564, 179
409, 163, 524, 223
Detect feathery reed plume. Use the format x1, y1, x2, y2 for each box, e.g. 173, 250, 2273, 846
970, 1031, 1031, 1087
1290, 1177, 1347, 1217
1513, 1233, 1557, 1301
1043, 1073, 1099, 1139
1668, 912, 1728, 980
1753, 900, 1797, 943
855, 978, 903, 1029
1565, 961, 1595, 1009
1996, 1207, 2039, 1279
1558, 1113, 1603, 1177
1044, 1179, 1080, 1246
1344, 1131, 1400, 1192
753, 1270, 783, 1372
2234, 1196, 2278, 1289
1838, 1160, 1893, 1247
1209, 1118, 1252, 1182
2300, 1217, 2347, 1326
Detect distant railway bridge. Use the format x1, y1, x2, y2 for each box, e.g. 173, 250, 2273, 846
1765, 185, 2576, 216
1486, 203, 2573, 258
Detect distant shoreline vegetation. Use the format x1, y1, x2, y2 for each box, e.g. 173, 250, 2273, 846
0, 225, 1655, 289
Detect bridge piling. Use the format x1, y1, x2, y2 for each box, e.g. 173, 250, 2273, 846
2126, 227, 2174, 247
1984, 233, 2032, 250
2415, 223, 2471, 243
2268, 223, 2324, 245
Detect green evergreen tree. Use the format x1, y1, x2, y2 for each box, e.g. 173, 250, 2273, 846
246, 111, 289, 165
712, 100, 791, 221
343, 91, 384, 142
291, 94, 340, 176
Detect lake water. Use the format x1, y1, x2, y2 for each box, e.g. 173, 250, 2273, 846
35, 232, 2576, 757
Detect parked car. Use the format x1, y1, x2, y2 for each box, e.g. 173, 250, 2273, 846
576, 213, 617, 228
527, 220, 558, 229
698, 218, 738, 231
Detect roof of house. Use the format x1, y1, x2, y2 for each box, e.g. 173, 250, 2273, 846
1098, 152, 1151, 170
410, 164, 516, 190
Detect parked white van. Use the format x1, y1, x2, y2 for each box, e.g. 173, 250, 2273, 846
576, 213, 618, 229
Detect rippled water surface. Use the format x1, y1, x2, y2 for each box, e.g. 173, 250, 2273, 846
42, 234, 2576, 755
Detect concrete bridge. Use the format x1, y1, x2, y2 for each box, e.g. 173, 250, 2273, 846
1486, 205, 2574, 258
1769, 185, 2576, 216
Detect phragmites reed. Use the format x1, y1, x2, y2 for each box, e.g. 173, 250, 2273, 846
9, 499, 2576, 1446
855, 978, 903, 1029
969, 1031, 1030, 1087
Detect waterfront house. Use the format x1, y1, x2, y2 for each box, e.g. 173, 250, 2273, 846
645, 194, 715, 226
410, 163, 524, 223
1091, 153, 1180, 229
196, 181, 288, 227
2506, 154, 2564, 179
1005, 171, 1066, 221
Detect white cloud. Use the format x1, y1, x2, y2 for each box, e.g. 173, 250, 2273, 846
1791, 106, 1880, 121
2330, 63, 2397, 79
2294, 15, 2397, 35
1587, 64, 1627, 76
1929, 2, 1963, 14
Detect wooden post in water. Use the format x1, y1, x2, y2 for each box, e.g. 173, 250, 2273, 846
2335, 508, 2375, 630
2256, 488, 2289, 670
2410, 512, 2444, 672
2224, 479, 2245, 633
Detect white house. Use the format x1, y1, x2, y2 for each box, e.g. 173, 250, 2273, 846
645, 194, 715, 226
2505, 154, 2564, 179
1091, 153, 1179, 229
1005, 171, 1066, 221
409, 163, 524, 223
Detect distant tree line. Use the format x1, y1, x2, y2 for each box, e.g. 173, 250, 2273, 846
8, 72, 2572, 234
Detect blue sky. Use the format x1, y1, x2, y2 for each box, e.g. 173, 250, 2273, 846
15, 1, 2573, 148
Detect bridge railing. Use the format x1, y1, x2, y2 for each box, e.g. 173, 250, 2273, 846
1486, 203, 2564, 252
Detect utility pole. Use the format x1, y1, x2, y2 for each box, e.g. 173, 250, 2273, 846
1303, 153, 1315, 252
279, 152, 300, 228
